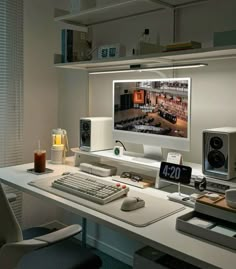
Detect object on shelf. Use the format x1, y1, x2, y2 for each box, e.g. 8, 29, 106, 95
97, 43, 126, 59
166, 152, 183, 165
112, 172, 155, 188
163, 40, 202, 52
113, 146, 124, 156
80, 162, 117, 177
61, 29, 91, 63
214, 29, 236, 47
136, 41, 162, 55
135, 28, 162, 55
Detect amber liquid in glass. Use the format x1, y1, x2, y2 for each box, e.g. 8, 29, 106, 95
34, 150, 46, 173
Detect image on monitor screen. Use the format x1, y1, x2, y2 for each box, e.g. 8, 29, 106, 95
112, 78, 191, 152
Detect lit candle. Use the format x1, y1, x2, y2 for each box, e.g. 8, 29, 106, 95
55, 134, 61, 145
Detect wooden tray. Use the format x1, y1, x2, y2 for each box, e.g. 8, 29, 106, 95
195, 194, 236, 224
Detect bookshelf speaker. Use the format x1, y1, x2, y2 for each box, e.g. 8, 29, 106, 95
202, 127, 236, 180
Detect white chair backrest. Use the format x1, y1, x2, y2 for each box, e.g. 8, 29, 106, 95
0, 184, 22, 247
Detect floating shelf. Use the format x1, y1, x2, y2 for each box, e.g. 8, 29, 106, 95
54, 0, 166, 26
54, 0, 208, 26
54, 45, 236, 72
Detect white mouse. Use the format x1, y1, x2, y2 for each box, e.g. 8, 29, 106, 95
121, 197, 145, 211
225, 189, 236, 209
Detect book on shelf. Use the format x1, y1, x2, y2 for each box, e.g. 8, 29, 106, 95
164, 41, 202, 52
61, 29, 91, 63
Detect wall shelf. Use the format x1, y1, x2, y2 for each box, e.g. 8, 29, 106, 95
54, 0, 165, 27
55, 45, 236, 72
54, 0, 208, 27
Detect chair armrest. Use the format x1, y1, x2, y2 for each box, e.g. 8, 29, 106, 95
35, 224, 82, 244
0, 224, 82, 269
0, 239, 48, 269
6, 193, 17, 202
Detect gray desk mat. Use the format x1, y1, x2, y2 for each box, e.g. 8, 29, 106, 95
29, 177, 185, 227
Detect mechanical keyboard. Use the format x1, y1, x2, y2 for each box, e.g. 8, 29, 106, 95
51, 173, 129, 205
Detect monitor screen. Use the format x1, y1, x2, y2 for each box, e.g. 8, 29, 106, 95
112, 78, 191, 152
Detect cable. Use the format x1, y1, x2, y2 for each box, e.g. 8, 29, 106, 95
115, 140, 127, 151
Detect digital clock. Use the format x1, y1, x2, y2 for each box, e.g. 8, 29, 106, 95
159, 162, 192, 185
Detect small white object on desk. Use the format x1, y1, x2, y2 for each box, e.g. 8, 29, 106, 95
166, 152, 183, 164
205, 192, 220, 201
113, 146, 124, 156
225, 189, 236, 208
167, 192, 195, 208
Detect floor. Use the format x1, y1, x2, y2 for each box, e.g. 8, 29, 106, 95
93, 248, 132, 269
22, 226, 132, 269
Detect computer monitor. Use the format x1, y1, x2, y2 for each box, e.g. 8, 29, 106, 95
112, 78, 191, 159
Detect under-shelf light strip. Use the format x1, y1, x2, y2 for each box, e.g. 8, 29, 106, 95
89, 63, 208, 75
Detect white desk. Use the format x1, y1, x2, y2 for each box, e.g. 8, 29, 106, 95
0, 162, 236, 269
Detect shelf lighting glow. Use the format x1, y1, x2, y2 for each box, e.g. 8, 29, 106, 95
89, 63, 208, 75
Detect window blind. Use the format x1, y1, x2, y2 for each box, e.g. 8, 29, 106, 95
0, 0, 23, 166
0, 0, 24, 224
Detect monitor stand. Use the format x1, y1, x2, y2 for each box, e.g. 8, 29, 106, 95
131, 145, 163, 164
130, 145, 167, 189
143, 145, 163, 161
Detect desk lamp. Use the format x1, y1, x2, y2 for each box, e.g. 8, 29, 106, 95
51, 128, 69, 164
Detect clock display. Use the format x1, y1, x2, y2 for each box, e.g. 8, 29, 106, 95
159, 162, 192, 184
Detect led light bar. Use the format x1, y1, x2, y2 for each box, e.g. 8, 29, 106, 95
89, 63, 208, 75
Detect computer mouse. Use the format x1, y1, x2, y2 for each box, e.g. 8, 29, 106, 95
120, 197, 145, 211
62, 172, 71, 175
225, 189, 236, 209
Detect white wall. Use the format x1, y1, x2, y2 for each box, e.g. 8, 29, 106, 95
57, 69, 89, 150
22, 0, 69, 228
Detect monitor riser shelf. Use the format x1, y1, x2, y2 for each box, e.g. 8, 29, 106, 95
71, 147, 169, 188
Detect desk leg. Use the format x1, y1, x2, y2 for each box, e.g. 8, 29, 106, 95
82, 217, 87, 247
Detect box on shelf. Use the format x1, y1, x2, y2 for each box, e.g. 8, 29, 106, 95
163, 41, 201, 52
136, 41, 162, 55
97, 43, 126, 59
61, 29, 91, 63
214, 29, 236, 47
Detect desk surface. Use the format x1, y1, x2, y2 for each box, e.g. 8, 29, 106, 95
0, 161, 236, 269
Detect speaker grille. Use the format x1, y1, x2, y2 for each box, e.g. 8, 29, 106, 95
203, 132, 228, 179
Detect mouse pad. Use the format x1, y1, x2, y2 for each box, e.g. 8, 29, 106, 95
29, 176, 185, 227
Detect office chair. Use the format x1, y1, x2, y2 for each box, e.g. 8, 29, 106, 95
0, 184, 102, 269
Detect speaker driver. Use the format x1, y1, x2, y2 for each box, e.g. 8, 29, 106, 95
82, 122, 90, 131
207, 150, 225, 168
210, 136, 223, 149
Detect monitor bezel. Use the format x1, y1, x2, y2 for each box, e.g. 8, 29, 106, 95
112, 78, 191, 152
